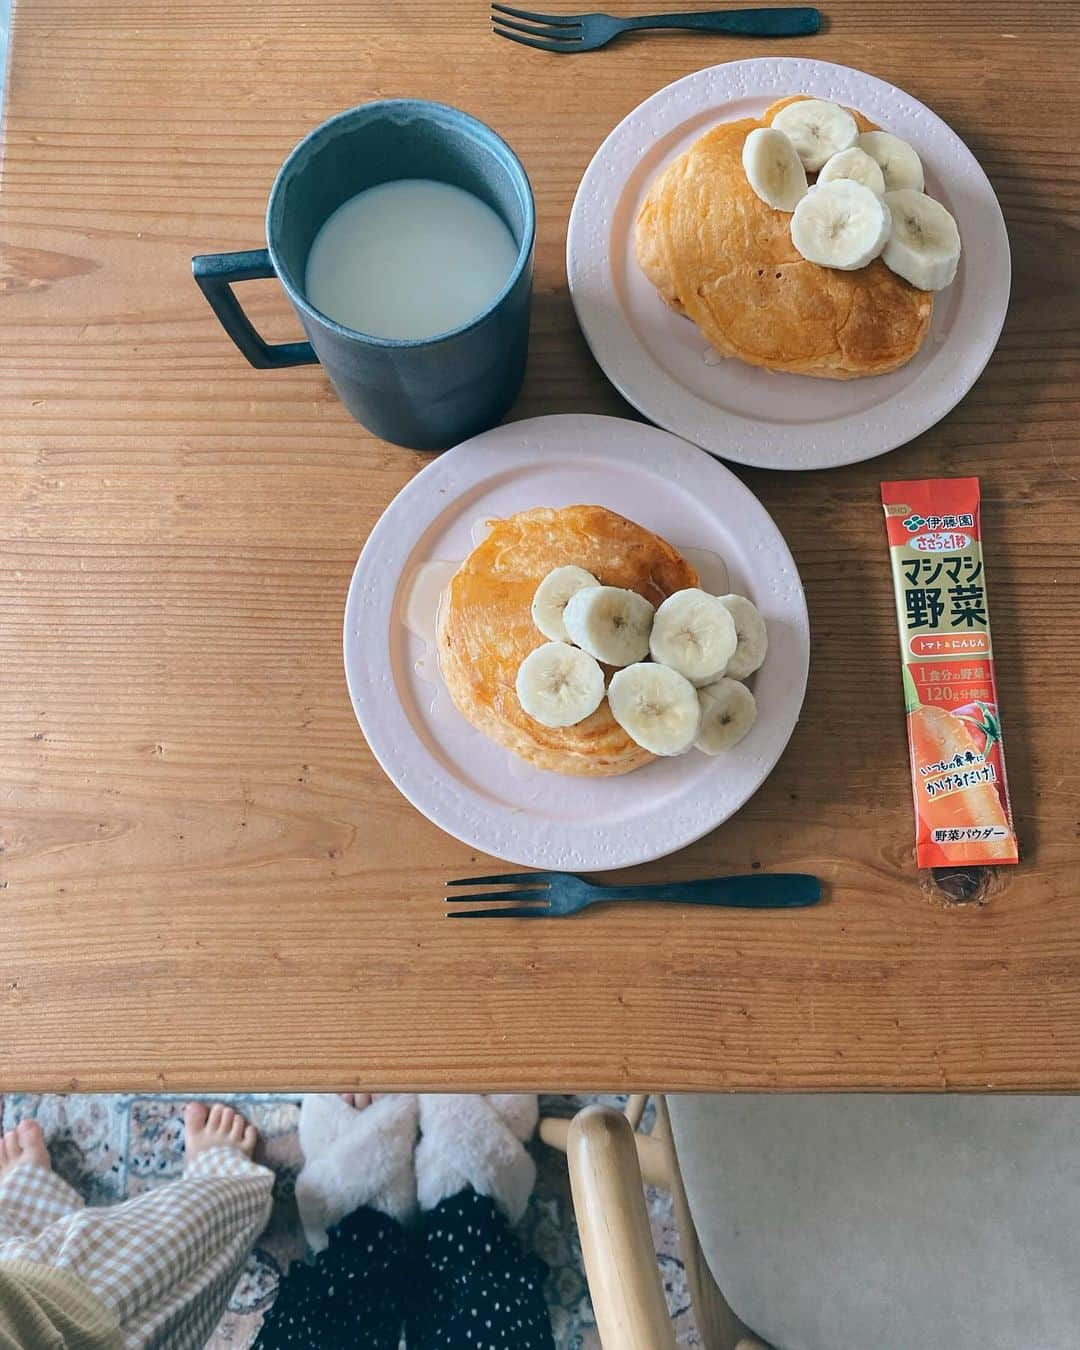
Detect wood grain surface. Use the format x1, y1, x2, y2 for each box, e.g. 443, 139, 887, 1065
2, 0, 1079, 1092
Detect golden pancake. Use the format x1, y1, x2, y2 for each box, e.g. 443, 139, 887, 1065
635, 95, 933, 378
438, 505, 698, 776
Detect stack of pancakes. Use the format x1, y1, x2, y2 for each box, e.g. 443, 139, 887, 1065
635, 95, 933, 378
438, 505, 698, 776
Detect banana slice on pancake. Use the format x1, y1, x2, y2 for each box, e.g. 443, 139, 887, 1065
516, 642, 605, 728
857, 130, 924, 193
696, 678, 758, 754
790, 180, 892, 270
649, 588, 737, 686
772, 98, 858, 172
817, 146, 886, 195
882, 190, 961, 291
608, 663, 701, 757
563, 585, 655, 667
742, 127, 808, 212
716, 594, 769, 680
531, 565, 601, 643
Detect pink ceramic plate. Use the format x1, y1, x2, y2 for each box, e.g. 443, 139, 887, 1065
343, 414, 809, 870
567, 57, 1010, 470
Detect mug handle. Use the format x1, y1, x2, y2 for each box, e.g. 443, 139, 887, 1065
191, 248, 318, 369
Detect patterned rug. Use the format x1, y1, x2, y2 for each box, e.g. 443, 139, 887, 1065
0, 1094, 700, 1348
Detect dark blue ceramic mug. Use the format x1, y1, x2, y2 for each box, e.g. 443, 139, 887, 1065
192, 101, 535, 451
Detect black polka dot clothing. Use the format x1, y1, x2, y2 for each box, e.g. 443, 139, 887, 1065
409, 1190, 554, 1349
254, 1189, 554, 1349
253, 1205, 406, 1348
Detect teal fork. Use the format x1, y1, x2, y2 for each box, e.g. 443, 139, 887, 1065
491, 4, 821, 52
447, 870, 821, 917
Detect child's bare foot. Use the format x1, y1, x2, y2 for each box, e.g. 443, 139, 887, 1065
338, 1093, 372, 1110
0, 1120, 51, 1179
184, 1102, 258, 1161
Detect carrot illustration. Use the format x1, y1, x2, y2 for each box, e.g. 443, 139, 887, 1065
903, 667, 1015, 863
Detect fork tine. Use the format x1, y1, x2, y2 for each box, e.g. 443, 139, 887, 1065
491, 3, 582, 26
446, 872, 555, 887
492, 25, 575, 51
445, 889, 548, 904
448, 905, 550, 918
491, 15, 582, 39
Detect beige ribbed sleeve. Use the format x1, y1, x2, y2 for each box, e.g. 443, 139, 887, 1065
0, 1259, 122, 1349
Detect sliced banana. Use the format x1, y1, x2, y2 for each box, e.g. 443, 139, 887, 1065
531, 565, 601, 643
563, 585, 654, 668
716, 594, 768, 680
771, 98, 858, 172
742, 126, 808, 213
649, 588, 737, 686
608, 663, 701, 757
515, 642, 605, 729
790, 180, 891, 271
856, 130, 924, 193
696, 678, 758, 754
882, 189, 961, 291
817, 146, 886, 196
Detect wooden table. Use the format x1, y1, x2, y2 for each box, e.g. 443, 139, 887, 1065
2, 0, 1078, 1093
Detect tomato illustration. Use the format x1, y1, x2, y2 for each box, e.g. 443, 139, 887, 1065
953, 700, 1010, 818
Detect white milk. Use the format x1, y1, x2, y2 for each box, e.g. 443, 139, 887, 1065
304, 178, 519, 340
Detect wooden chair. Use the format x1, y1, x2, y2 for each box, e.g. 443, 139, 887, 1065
541, 1094, 1080, 1350
540, 1098, 766, 1350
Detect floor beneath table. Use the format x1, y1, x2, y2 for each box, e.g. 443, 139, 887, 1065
0, 1092, 701, 1347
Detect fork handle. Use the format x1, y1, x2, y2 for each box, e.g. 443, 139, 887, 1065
620, 8, 821, 38
593, 873, 820, 908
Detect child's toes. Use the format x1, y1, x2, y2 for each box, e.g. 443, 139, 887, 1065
228, 1112, 246, 1143
185, 1102, 208, 1133
241, 1123, 258, 1156
208, 1103, 225, 1132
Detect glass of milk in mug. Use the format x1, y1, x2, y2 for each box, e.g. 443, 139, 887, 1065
193, 101, 535, 451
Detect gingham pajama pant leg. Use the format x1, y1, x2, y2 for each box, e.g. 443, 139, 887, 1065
0, 1163, 85, 1242
0, 1145, 274, 1350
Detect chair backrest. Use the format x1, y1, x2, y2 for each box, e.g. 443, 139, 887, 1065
667, 1094, 1080, 1350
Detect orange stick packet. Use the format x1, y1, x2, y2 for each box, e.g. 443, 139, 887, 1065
882, 478, 1018, 867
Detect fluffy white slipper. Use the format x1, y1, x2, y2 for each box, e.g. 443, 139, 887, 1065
487, 1094, 540, 1143
297, 1092, 368, 1163
415, 1094, 538, 1226
295, 1093, 419, 1251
